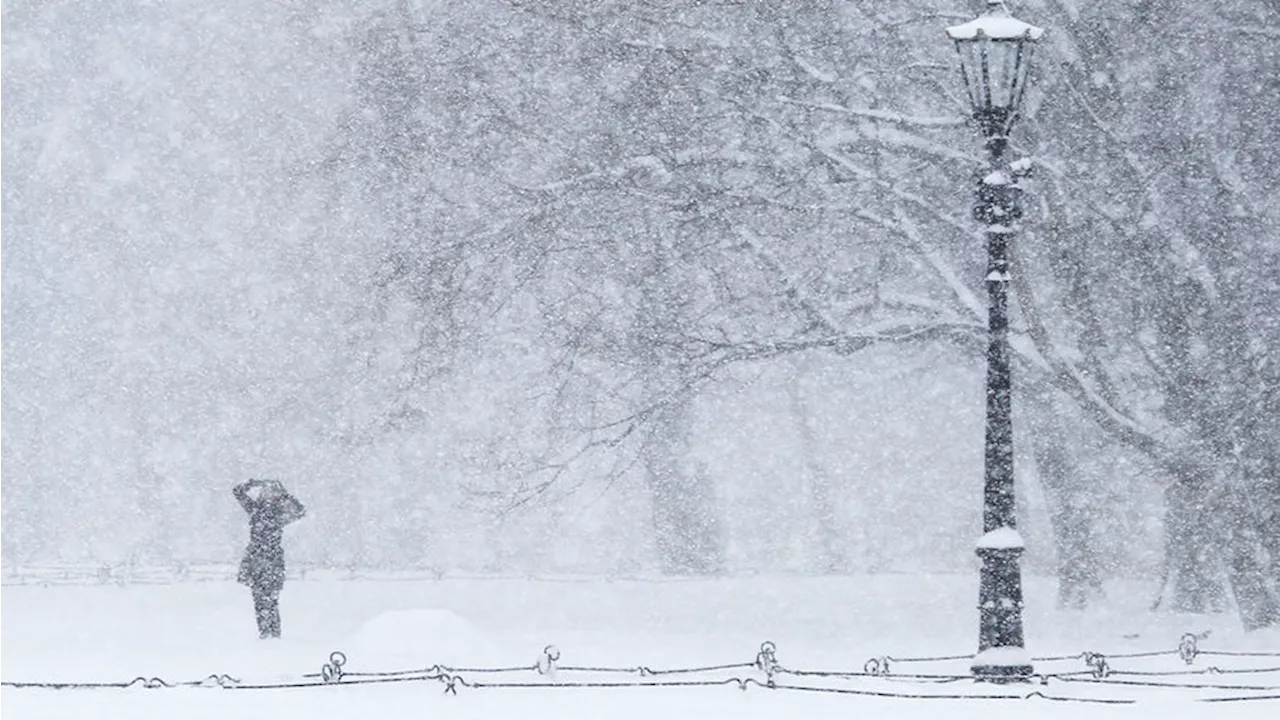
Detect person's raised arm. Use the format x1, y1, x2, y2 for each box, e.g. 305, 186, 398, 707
281, 492, 306, 525
233, 480, 258, 513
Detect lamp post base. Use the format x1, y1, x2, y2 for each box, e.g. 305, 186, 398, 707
972, 664, 1035, 683
972, 646, 1034, 682
974, 540, 1031, 679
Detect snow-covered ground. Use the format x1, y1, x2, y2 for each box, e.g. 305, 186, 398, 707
3, 572, 1278, 718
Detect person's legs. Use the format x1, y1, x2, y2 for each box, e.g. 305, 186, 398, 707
264, 591, 281, 637
252, 587, 280, 638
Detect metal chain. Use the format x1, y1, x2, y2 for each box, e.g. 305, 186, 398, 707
1083, 652, 1110, 679
754, 641, 779, 686
863, 656, 892, 675
320, 651, 347, 683
1178, 632, 1202, 665
537, 645, 560, 675
7, 632, 1280, 705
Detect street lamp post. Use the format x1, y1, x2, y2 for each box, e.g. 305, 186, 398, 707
945, 1, 1043, 681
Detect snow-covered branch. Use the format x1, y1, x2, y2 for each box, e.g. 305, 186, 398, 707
781, 97, 967, 128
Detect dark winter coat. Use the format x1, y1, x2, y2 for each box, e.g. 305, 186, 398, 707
234, 482, 305, 593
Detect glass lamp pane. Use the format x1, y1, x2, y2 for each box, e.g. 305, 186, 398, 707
955, 39, 988, 112
986, 41, 1020, 109
1010, 42, 1035, 110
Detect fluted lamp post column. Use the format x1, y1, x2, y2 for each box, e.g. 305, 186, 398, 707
944, 1, 1044, 681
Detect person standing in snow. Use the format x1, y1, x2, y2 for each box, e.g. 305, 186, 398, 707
233, 479, 305, 638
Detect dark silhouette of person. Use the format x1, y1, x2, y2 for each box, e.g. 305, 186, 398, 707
233, 479, 305, 638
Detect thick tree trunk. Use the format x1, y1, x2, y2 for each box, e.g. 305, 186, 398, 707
1225, 530, 1280, 631
1261, 471, 1280, 592
1221, 474, 1280, 630
1025, 389, 1103, 609
138, 466, 174, 566
641, 397, 723, 576
1051, 502, 1102, 610
1156, 477, 1227, 613
786, 361, 846, 574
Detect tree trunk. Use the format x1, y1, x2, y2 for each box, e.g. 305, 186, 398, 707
642, 396, 723, 576
1260, 469, 1280, 593
137, 466, 173, 566
1025, 388, 1103, 609
1156, 476, 1227, 613
1221, 473, 1280, 630
786, 359, 846, 574
1225, 528, 1280, 631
